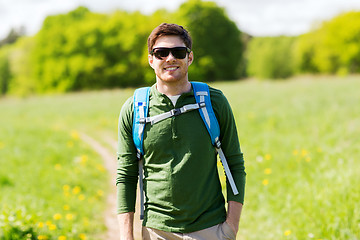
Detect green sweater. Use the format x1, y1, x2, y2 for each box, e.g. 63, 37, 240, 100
116, 84, 246, 233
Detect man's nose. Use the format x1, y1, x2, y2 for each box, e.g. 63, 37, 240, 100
166, 52, 176, 61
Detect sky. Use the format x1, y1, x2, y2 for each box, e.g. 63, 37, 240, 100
1, 0, 360, 39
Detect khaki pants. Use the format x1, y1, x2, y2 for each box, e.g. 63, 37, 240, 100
142, 222, 236, 240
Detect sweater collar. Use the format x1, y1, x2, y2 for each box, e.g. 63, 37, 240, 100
150, 83, 194, 99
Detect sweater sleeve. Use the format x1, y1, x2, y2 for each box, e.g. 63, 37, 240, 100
211, 89, 246, 204
116, 97, 139, 214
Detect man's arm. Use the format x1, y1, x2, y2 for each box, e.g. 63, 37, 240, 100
117, 98, 138, 240
118, 212, 134, 240
226, 201, 243, 235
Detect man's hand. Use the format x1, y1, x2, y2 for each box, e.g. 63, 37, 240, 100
226, 201, 243, 235
118, 212, 135, 240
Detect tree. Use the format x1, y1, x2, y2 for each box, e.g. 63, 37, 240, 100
0, 27, 25, 47
174, 0, 244, 81
0, 48, 12, 95
247, 36, 296, 79
32, 7, 107, 92
295, 11, 360, 75
31, 7, 155, 92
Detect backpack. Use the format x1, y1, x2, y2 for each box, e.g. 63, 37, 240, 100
132, 81, 238, 219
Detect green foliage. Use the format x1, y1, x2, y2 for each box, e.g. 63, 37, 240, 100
246, 36, 296, 79
293, 31, 320, 73
6, 37, 36, 96
0, 208, 38, 240
295, 11, 360, 75
32, 7, 156, 93
0, 48, 12, 95
3, 3, 360, 94
33, 7, 106, 92
1, 1, 246, 94
174, 0, 244, 81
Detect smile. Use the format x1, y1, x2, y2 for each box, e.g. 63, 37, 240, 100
164, 67, 179, 71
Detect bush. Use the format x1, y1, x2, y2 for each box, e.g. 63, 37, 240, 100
295, 11, 360, 75
0, 48, 12, 95
247, 36, 296, 79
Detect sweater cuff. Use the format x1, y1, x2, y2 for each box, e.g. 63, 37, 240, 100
116, 182, 137, 214
226, 174, 246, 204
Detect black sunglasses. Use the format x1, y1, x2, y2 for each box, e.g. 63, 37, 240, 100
151, 47, 191, 60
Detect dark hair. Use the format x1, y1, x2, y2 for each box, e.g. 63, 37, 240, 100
147, 23, 192, 53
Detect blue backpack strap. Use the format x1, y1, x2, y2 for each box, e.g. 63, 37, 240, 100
133, 87, 150, 158
192, 81, 239, 195
132, 86, 150, 220
191, 81, 221, 148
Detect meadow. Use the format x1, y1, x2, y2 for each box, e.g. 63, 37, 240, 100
0, 75, 359, 240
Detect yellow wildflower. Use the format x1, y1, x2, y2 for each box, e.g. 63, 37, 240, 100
96, 164, 105, 172
72, 186, 81, 195
301, 149, 308, 157
83, 217, 89, 226
53, 213, 62, 220
284, 230, 292, 236
264, 154, 272, 160
97, 190, 104, 197
63, 205, 70, 211
66, 213, 75, 221
54, 164, 62, 170
58, 236, 67, 240
63, 185, 70, 191
45, 221, 52, 226
78, 194, 85, 201
48, 224, 57, 230
264, 168, 272, 175
37, 235, 48, 240
79, 233, 87, 240
71, 130, 79, 140
262, 179, 269, 186
37, 222, 44, 228
80, 155, 88, 165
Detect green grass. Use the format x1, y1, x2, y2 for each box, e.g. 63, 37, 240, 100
217, 76, 360, 240
0, 89, 132, 240
1, 75, 359, 239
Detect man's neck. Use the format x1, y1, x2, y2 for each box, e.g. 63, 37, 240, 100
156, 78, 192, 96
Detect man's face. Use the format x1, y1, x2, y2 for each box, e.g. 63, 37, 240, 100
148, 35, 193, 84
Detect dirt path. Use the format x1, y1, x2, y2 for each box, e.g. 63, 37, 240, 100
80, 132, 142, 240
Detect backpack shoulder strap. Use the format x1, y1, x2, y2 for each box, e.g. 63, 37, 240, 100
191, 81, 221, 148
132, 87, 150, 220
132, 87, 151, 158
191, 81, 239, 196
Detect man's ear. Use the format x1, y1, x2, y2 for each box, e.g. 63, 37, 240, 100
188, 51, 194, 66
148, 54, 154, 69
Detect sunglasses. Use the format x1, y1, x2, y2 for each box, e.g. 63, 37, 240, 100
151, 47, 191, 60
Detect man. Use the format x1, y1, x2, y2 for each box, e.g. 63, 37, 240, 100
117, 23, 246, 240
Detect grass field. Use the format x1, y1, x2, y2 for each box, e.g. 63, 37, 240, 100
1, 75, 359, 239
